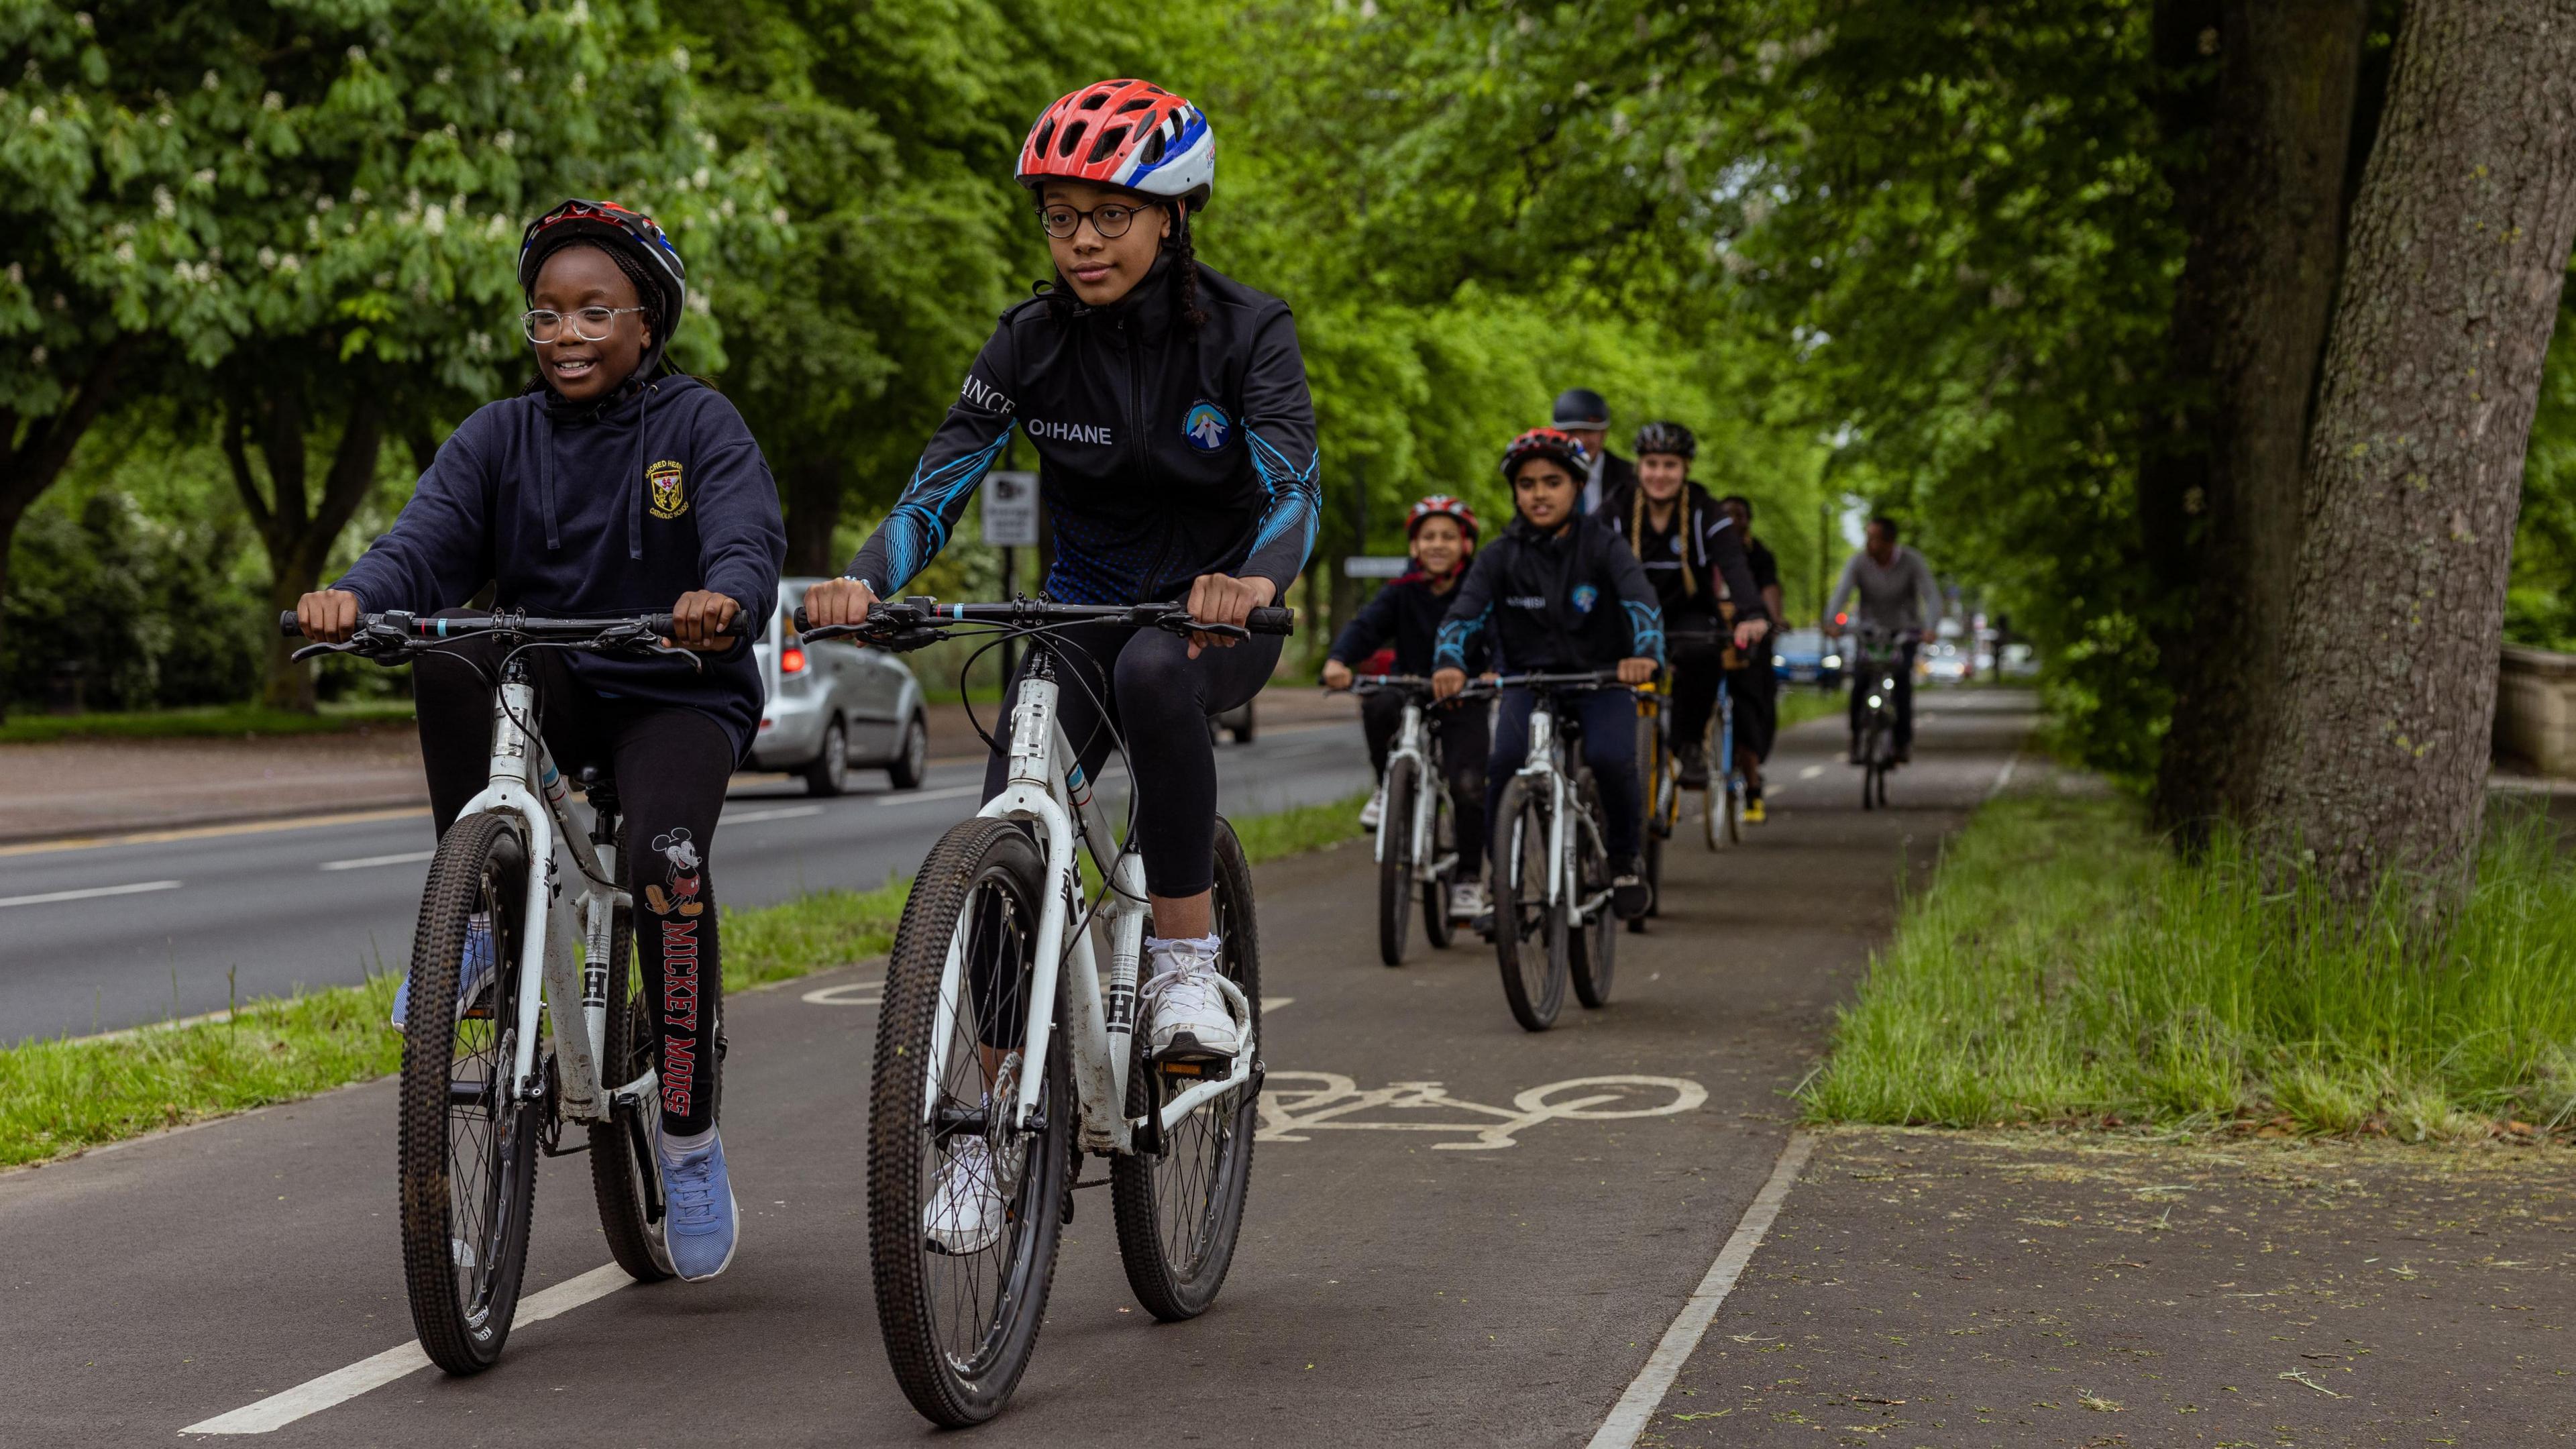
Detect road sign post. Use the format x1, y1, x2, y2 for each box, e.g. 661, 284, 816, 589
985, 470, 1040, 682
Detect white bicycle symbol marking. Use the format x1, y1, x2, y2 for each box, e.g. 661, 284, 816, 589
1254, 1071, 1707, 1151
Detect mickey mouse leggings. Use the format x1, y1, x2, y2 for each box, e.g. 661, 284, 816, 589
413, 645, 733, 1138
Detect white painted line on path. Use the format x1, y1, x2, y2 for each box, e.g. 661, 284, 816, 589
1585, 1131, 1815, 1449
181, 1263, 631, 1434
0, 878, 182, 910
877, 784, 984, 807
718, 804, 826, 826
1798, 763, 1825, 780
1260, 996, 1293, 1014
1985, 750, 2022, 801
318, 849, 435, 872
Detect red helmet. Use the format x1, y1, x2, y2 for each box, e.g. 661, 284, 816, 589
1406, 494, 1480, 542
1500, 427, 1591, 482
1018, 80, 1216, 209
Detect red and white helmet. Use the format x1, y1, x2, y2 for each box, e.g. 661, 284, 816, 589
1407, 494, 1481, 543
1018, 79, 1216, 209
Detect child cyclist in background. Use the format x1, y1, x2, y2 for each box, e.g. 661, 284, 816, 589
1322, 496, 1494, 922
1432, 429, 1663, 920
297, 199, 786, 1283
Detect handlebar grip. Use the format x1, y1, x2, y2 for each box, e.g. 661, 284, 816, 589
645, 612, 748, 638
278, 611, 305, 638
792, 604, 810, 633
1247, 606, 1295, 636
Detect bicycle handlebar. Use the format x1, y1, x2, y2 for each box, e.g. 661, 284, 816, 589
792, 596, 1295, 645
1489, 669, 1631, 691
279, 609, 747, 642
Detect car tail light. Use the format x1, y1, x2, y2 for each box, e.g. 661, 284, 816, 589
780, 645, 808, 675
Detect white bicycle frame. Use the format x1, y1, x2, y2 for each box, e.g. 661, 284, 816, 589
445, 664, 645, 1125
1509, 703, 1610, 921
926, 661, 1258, 1157
1372, 698, 1458, 885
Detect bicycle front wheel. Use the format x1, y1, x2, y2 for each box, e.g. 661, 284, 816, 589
398, 812, 540, 1375
870, 817, 1070, 1428
1493, 777, 1567, 1030
1377, 757, 1417, 967
1116, 818, 1262, 1320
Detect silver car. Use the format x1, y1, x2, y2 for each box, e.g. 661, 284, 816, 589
749, 578, 930, 795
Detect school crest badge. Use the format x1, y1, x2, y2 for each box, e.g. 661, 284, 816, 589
647, 459, 687, 519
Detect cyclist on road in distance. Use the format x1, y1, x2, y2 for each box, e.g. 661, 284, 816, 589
1322, 495, 1494, 922
1825, 516, 1943, 764
802, 78, 1319, 1069
1550, 386, 1638, 517
294, 199, 788, 1282
1716, 494, 1784, 822
1597, 423, 1770, 794
1432, 429, 1664, 920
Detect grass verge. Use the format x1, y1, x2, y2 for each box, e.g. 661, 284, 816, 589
0, 791, 1368, 1170
0, 700, 415, 745
1802, 790, 2576, 1142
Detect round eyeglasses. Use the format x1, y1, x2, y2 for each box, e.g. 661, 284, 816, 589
1037, 202, 1158, 240
521, 306, 645, 343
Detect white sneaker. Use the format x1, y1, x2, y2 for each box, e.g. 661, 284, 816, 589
1358, 785, 1385, 831
1140, 938, 1241, 1061
922, 1136, 1006, 1256
1448, 880, 1489, 921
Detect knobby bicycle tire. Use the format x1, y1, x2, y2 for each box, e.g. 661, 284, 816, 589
587, 833, 675, 1284
1377, 758, 1417, 967
398, 812, 539, 1375
1568, 770, 1617, 1008
1420, 782, 1459, 951
869, 818, 1069, 1427
1493, 777, 1568, 1031
1114, 818, 1262, 1321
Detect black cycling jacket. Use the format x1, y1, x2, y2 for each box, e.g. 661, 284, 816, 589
1595, 480, 1767, 632
1328, 571, 1489, 676
1434, 513, 1666, 674
847, 258, 1321, 604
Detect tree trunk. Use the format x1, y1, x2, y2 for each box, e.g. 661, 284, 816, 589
2148, 0, 2370, 843
229, 385, 390, 712
0, 341, 136, 722
782, 453, 849, 576
2255, 0, 2576, 908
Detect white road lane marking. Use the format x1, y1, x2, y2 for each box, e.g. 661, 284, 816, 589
0, 879, 182, 910
1985, 750, 2022, 800
317, 850, 435, 872
1585, 1131, 1816, 1449
1260, 996, 1293, 1014
876, 784, 984, 806
718, 804, 826, 826
1798, 764, 1825, 780
800, 979, 883, 1006
1257, 1073, 1705, 1152
180, 1263, 631, 1434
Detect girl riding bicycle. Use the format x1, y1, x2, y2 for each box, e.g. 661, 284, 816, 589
296, 199, 786, 1283
1322, 495, 1494, 922
1432, 429, 1664, 920
804, 79, 1320, 1067
1597, 421, 1771, 792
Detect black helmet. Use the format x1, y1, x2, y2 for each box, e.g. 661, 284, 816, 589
1633, 420, 1697, 461
518, 199, 689, 356
1550, 386, 1610, 430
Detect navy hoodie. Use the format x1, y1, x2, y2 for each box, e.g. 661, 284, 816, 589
335, 374, 786, 760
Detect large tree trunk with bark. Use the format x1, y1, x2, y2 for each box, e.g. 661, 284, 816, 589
2147, 0, 2370, 843
228, 382, 389, 712
782, 453, 849, 577
0, 341, 135, 722
2255, 0, 2576, 907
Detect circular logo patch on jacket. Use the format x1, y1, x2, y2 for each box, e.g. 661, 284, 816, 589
1183, 401, 1230, 452
1572, 584, 1599, 614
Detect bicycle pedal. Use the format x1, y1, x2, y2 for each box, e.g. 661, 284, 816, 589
1157, 1059, 1212, 1078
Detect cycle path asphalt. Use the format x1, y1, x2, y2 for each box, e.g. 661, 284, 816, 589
0, 689, 2030, 1446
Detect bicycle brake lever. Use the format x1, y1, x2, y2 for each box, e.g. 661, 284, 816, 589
1160, 615, 1250, 642
290, 640, 359, 663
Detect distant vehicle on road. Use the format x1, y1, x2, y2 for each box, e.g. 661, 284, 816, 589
751, 577, 930, 796
1923, 641, 1971, 685
1211, 696, 1256, 743
1770, 627, 1842, 688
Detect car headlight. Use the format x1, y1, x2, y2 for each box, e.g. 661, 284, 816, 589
1823, 654, 1841, 668
1772, 654, 1786, 667
1866, 694, 1883, 708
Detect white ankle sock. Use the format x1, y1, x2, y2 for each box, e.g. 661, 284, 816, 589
662, 1126, 716, 1155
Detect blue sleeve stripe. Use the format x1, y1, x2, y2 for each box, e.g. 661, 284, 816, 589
879, 427, 1010, 592
1433, 605, 1490, 670
1623, 599, 1667, 666
1245, 429, 1322, 565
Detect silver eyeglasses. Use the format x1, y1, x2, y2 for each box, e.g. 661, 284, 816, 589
521, 306, 645, 343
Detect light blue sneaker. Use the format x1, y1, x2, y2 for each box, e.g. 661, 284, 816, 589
656, 1126, 740, 1281
390, 912, 496, 1033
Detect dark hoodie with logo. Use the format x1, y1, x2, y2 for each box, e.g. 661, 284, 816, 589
1434, 512, 1666, 674
333, 374, 786, 759
1327, 569, 1489, 676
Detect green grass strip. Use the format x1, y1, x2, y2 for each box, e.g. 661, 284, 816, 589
0, 791, 1367, 1170
1803, 790, 2576, 1140
0, 701, 416, 745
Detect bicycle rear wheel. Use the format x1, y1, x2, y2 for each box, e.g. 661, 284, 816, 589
1493, 777, 1567, 1031
587, 852, 676, 1283
1115, 818, 1262, 1320
1377, 757, 1417, 967
1568, 785, 1617, 1009
398, 812, 540, 1375
870, 818, 1070, 1427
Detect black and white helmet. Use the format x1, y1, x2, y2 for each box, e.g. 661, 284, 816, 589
1632, 419, 1697, 462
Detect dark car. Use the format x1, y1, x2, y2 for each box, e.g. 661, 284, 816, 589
1771, 627, 1842, 688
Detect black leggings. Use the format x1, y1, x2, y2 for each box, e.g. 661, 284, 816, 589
413, 642, 734, 1137
1666, 633, 1729, 754
1359, 688, 1491, 881
981, 620, 1282, 899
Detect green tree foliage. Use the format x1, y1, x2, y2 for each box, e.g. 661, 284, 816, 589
2514, 282, 2576, 653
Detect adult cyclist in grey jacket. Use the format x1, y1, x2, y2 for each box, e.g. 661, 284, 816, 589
1825, 515, 1944, 762
804, 81, 1317, 1126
